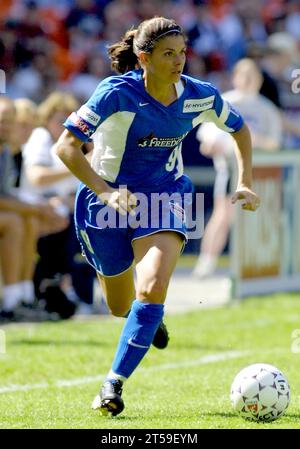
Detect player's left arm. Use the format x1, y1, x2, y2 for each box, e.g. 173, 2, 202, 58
205, 85, 260, 212
231, 123, 260, 212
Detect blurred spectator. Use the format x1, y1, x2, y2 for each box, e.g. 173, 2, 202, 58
0, 95, 62, 322
0, 19, 30, 79
0, 96, 36, 319
65, 0, 105, 33
68, 52, 111, 102
187, 0, 225, 72
11, 97, 68, 234
21, 91, 97, 313
215, 2, 246, 68
0, 0, 14, 17
136, 0, 166, 20
64, 0, 106, 78
235, 0, 268, 46
10, 98, 38, 187
262, 31, 300, 148
246, 42, 282, 107
9, 51, 59, 102
185, 50, 207, 79
263, 0, 289, 35
285, 1, 300, 41
21, 91, 79, 197
193, 58, 282, 278
1, 0, 299, 104
104, 0, 138, 33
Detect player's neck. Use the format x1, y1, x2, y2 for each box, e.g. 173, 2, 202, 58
143, 75, 177, 107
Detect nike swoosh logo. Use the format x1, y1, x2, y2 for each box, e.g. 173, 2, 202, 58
139, 102, 149, 107
128, 337, 149, 349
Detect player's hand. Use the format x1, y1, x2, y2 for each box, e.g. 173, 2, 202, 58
231, 187, 260, 212
98, 187, 138, 216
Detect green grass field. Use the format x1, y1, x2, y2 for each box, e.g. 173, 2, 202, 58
1, 293, 300, 429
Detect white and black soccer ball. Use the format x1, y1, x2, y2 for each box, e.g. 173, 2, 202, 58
230, 363, 290, 422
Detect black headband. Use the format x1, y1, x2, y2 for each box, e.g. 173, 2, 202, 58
143, 29, 182, 52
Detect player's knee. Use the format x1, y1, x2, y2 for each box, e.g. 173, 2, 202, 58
136, 276, 168, 302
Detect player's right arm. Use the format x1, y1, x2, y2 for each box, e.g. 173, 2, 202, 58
55, 81, 137, 215
54, 129, 136, 216
54, 129, 108, 195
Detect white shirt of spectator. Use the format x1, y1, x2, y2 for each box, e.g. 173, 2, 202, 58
21, 127, 79, 198
196, 90, 283, 198
197, 89, 283, 154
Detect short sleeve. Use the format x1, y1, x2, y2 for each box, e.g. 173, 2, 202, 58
22, 128, 53, 166
63, 82, 119, 142
202, 85, 244, 133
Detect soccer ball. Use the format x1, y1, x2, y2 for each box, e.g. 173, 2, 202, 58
230, 363, 290, 422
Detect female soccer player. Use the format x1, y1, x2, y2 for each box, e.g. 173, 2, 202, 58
54, 17, 260, 416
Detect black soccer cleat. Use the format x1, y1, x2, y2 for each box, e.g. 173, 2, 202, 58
92, 379, 124, 416
152, 320, 169, 349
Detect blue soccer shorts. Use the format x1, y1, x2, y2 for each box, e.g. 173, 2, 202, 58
74, 175, 193, 277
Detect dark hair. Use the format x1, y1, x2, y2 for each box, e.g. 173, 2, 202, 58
108, 29, 138, 75
107, 17, 184, 75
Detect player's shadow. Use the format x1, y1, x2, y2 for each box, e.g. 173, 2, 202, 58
280, 414, 300, 419
200, 412, 237, 418
201, 411, 300, 422
90, 413, 139, 422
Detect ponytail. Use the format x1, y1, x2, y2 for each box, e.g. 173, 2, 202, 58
107, 17, 185, 75
107, 29, 139, 75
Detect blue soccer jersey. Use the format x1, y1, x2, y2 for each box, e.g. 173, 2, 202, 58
64, 69, 244, 191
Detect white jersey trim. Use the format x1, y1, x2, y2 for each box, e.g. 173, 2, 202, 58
219, 99, 230, 124
175, 80, 185, 99
91, 111, 136, 182
192, 109, 235, 132
175, 143, 184, 180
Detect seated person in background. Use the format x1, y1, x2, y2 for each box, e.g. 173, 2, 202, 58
193, 58, 282, 278
0, 96, 64, 322
21, 92, 96, 314
11, 98, 69, 234
21, 92, 79, 202
10, 98, 38, 188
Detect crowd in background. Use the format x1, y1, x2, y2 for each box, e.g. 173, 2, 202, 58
0, 3, 298, 94
1, 0, 300, 145
0, 1, 299, 136
0, 92, 101, 323
1, 0, 300, 321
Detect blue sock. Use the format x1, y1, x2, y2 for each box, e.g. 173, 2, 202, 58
110, 299, 164, 379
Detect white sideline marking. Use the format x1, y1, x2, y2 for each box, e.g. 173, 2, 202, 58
0, 350, 247, 394
56, 375, 104, 388
0, 382, 48, 393
143, 350, 249, 371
